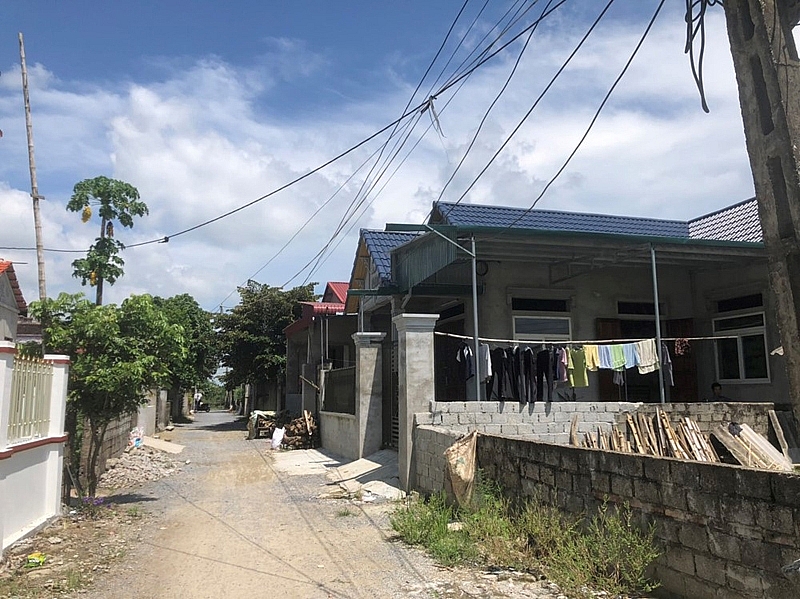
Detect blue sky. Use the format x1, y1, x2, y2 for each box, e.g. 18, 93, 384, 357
0, 1, 754, 311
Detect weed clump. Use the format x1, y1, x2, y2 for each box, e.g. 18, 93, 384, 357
391, 479, 660, 598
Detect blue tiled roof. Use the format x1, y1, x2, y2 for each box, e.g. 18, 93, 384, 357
433, 199, 763, 243
434, 202, 690, 237
688, 198, 762, 243
361, 229, 418, 285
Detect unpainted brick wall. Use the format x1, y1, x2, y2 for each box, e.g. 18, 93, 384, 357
421, 401, 639, 445
620, 402, 776, 437
470, 433, 800, 599
421, 401, 778, 446
79, 412, 137, 486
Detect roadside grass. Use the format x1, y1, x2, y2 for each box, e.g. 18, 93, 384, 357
336, 507, 356, 518
391, 478, 660, 598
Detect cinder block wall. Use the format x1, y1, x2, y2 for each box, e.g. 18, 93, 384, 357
621, 402, 775, 436
421, 401, 639, 445
413, 419, 461, 493
472, 433, 800, 599
79, 413, 137, 486
421, 401, 778, 445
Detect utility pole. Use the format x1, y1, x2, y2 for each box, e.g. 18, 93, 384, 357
19, 32, 47, 302
722, 1, 800, 426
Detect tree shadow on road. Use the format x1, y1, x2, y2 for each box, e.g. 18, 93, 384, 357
194, 417, 248, 432
105, 492, 160, 505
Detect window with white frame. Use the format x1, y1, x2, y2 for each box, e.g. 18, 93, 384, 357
713, 312, 769, 382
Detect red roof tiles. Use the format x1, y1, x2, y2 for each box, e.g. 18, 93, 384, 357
0, 261, 27, 314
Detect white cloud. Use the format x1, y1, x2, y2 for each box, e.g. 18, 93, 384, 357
0, 8, 757, 310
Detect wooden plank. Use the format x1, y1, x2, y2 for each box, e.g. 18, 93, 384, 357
626, 414, 644, 454
768, 410, 791, 461
712, 424, 764, 468
570, 415, 579, 446
740, 423, 793, 471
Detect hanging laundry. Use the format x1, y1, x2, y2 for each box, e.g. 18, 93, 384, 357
567, 348, 589, 388
522, 347, 536, 403
584, 344, 600, 371
557, 347, 569, 383
488, 347, 511, 400
610, 345, 626, 371
456, 344, 475, 380
536, 349, 553, 402
623, 343, 638, 369
635, 339, 659, 374
478, 343, 492, 381
613, 369, 625, 386
598, 345, 614, 370
662, 342, 675, 387
674, 338, 691, 356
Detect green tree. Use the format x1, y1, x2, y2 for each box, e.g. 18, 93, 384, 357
216, 281, 315, 389
67, 176, 148, 305
153, 294, 220, 418
30, 292, 185, 495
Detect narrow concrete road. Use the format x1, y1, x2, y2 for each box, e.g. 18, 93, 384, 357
76, 412, 443, 599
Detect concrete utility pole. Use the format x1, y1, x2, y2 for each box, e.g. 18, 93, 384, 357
722, 0, 800, 426
19, 32, 47, 302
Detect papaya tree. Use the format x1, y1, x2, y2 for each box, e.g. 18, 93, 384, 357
67, 176, 148, 305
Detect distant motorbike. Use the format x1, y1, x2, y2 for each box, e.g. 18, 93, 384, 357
196, 401, 211, 412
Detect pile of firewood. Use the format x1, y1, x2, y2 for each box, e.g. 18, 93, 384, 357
281, 410, 318, 449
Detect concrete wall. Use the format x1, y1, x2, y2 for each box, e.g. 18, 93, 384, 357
416, 400, 779, 446
412, 425, 800, 598
0, 344, 69, 555
418, 400, 638, 445
319, 411, 359, 460
80, 412, 137, 486
467, 433, 800, 599
1, 443, 63, 551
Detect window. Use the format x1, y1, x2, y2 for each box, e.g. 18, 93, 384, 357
617, 301, 665, 316
512, 298, 569, 312
713, 311, 769, 382
513, 316, 571, 342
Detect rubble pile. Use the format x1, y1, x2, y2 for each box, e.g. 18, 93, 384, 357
98, 446, 181, 490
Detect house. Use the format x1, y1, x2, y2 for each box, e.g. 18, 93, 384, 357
338, 197, 781, 455
284, 282, 356, 416
0, 261, 27, 342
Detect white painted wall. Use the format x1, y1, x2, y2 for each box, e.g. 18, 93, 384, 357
0, 342, 69, 555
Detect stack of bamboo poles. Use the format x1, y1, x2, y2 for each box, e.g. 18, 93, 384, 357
571, 408, 719, 462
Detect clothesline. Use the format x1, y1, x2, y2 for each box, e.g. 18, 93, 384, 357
434, 331, 741, 345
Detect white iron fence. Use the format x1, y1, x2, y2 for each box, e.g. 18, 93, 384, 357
7, 356, 53, 444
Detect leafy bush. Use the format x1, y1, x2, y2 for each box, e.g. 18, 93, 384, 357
391, 481, 660, 597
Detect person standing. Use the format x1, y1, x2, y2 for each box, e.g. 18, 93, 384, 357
193, 390, 203, 412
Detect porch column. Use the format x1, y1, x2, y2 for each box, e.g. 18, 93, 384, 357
353, 332, 386, 458
0, 341, 15, 450
392, 313, 438, 492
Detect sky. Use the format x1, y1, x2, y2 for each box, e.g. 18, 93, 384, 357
0, 1, 755, 312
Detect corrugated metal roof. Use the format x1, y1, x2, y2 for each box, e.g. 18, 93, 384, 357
688, 198, 762, 243
324, 282, 349, 304
434, 202, 690, 238
362, 230, 418, 285
433, 199, 764, 244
